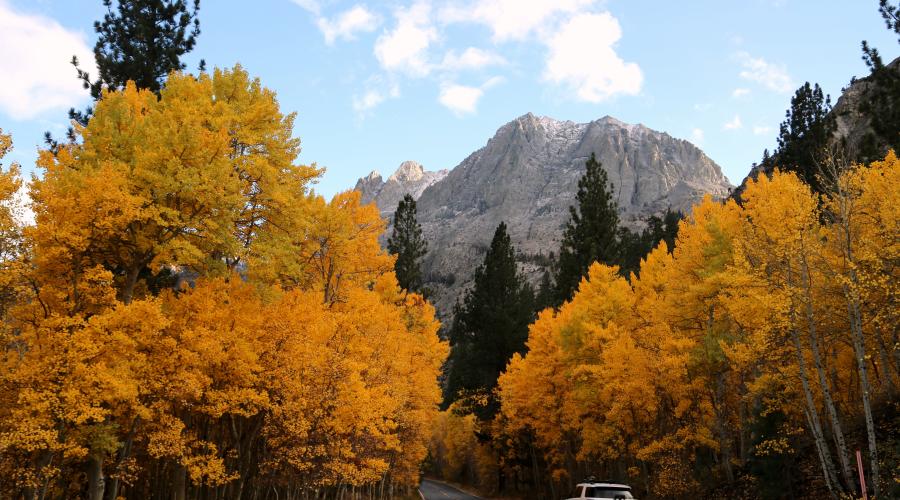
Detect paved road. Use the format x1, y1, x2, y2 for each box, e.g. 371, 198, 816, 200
419, 479, 483, 499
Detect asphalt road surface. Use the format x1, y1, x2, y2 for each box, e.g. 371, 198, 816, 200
419, 479, 483, 499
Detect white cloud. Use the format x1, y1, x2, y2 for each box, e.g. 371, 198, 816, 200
353, 80, 400, 114
0, 2, 96, 120
691, 128, 704, 145
724, 115, 743, 130
317, 5, 379, 45
439, 84, 483, 115
438, 76, 504, 116
291, 0, 320, 15
732, 87, 750, 98
439, 0, 595, 42
753, 125, 772, 136
374, 2, 437, 77
440, 47, 505, 71
482, 75, 505, 89
737, 52, 794, 93
542, 12, 642, 103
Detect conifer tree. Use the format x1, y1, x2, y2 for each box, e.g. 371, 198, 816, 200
772, 82, 836, 194
618, 209, 682, 278
62, 0, 202, 138
534, 269, 555, 312
553, 153, 621, 305
860, 0, 900, 161
387, 194, 428, 293
445, 222, 534, 419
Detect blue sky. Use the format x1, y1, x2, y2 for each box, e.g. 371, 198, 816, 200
1, 0, 897, 198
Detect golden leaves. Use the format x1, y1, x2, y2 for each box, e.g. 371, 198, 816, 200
495, 156, 899, 493
0, 69, 446, 496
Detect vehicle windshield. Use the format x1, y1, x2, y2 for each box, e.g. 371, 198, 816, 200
584, 486, 634, 499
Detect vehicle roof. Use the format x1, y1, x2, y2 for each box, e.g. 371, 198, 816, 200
576, 482, 631, 488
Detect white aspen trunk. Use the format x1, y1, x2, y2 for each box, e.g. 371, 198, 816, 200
87, 455, 105, 500
804, 408, 838, 498
787, 265, 842, 493
800, 255, 854, 490
791, 325, 841, 496
845, 283, 881, 499
833, 174, 881, 498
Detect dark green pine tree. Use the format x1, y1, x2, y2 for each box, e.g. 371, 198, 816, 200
387, 194, 428, 293
618, 209, 682, 278
552, 152, 621, 306
53, 0, 202, 144
771, 82, 836, 194
444, 222, 535, 419
534, 269, 555, 313
859, 0, 900, 162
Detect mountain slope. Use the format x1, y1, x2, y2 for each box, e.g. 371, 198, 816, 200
357, 113, 733, 317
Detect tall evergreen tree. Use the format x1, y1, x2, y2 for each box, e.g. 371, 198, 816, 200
552, 153, 620, 305
387, 193, 428, 293
772, 82, 836, 194
534, 269, 555, 313
444, 222, 534, 419
618, 209, 682, 278
859, 0, 900, 161
54, 0, 202, 143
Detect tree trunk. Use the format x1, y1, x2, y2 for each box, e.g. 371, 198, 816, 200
106, 419, 138, 500
87, 455, 106, 500
845, 283, 881, 499
831, 154, 881, 498
799, 256, 854, 490
791, 326, 840, 497
121, 263, 143, 305
715, 371, 734, 483
173, 462, 187, 500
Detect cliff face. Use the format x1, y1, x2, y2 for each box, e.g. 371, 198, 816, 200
354, 161, 448, 219
356, 113, 733, 317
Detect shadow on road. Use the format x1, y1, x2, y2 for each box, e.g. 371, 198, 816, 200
418, 479, 483, 499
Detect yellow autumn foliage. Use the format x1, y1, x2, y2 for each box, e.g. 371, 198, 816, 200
496, 157, 898, 497
0, 67, 446, 499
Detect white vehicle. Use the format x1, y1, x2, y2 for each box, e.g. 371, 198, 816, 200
566, 481, 635, 500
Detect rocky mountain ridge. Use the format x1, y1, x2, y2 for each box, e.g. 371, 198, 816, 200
356, 113, 733, 317
355, 161, 448, 219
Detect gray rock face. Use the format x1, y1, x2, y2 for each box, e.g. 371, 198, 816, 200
355, 113, 733, 318
354, 161, 449, 218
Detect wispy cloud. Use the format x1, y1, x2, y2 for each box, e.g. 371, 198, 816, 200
691, 128, 704, 145
438, 76, 504, 116
374, 2, 438, 77
0, 2, 96, 120
352, 78, 400, 115
438, 0, 596, 42
439, 47, 506, 71
290, 0, 320, 15
723, 115, 743, 130
732, 87, 750, 98
753, 125, 772, 136
317, 5, 380, 45
736, 51, 794, 93
348, 1, 641, 115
